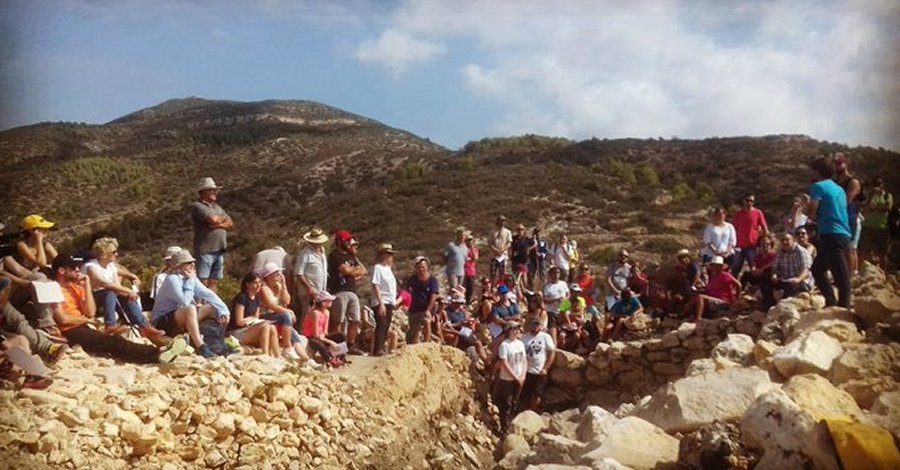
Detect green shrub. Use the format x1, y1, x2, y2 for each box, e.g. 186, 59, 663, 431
671, 182, 695, 202
635, 163, 660, 186
587, 246, 619, 266
641, 236, 684, 255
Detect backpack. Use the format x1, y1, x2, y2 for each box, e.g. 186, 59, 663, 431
199, 318, 231, 356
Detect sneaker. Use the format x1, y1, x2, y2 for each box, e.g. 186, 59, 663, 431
158, 336, 188, 364
282, 348, 301, 361
36, 329, 68, 344
46, 343, 68, 366
196, 343, 217, 359
223, 336, 241, 353
305, 359, 322, 369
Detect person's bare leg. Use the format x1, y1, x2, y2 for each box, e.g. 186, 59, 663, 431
694, 296, 706, 322
387, 330, 398, 353
243, 324, 266, 352
266, 326, 280, 357
203, 278, 219, 292
174, 305, 203, 347
277, 326, 292, 349
423, 318, 432, 342
292, 335, 310, 361
347, 321, 360, 348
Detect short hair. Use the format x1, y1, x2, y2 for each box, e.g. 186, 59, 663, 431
92, 237, 119, 257
809, 156, 835, 179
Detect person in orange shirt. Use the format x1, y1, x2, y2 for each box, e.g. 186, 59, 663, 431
50, 254, 186, 364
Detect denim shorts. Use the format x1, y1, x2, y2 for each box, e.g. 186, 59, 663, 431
196, 250, 225, 280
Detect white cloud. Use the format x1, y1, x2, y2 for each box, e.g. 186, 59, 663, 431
354, 28, 446, 77
359, 0, 900, 149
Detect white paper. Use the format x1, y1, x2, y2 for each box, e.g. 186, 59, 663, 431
458, 327, 473, 338
6, 347, 50, 377
331, 342, 348, 355
33, 281, 65, 304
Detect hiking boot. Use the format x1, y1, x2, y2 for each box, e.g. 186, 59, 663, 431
158, 335, 188, 364
21, 376, 53, 390
46, 343, 68, 366
104, 325, 130, 336
139, 324, 165, 338
196, 343, 216, 359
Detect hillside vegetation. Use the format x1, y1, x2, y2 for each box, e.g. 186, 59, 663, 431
2, 98, 898, 296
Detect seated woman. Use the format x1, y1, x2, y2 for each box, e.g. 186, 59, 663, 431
230, 273, 280, 358
9, 214, 58, 276
84, 237, 163, 338
558, 284, 587, 351
603, 287, 643, 341
303, 291, 345, 367
739, 235, 777, 291
441, 293, 487, 362
427, 296, 447, 344
487, 285, 521, 341
258, 262, 313, 363
683, 256, 741, 321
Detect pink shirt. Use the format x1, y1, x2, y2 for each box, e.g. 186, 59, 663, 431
732, 208, 768, 248
707, 271, 738, 304
464, 246, 479, 277
303, 309, 328, 339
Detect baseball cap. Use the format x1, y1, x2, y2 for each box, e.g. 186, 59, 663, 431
569, 283, 582, 292
496, 285, 509, 295
676, 248, 691, 258
335, 230, 353, 243
21, 214, 55, 231
315, 291, 336, 303
414, 255, 429, 265
51, 254, 84, 272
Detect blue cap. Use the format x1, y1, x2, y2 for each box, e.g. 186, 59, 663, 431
496, 285, 509, 295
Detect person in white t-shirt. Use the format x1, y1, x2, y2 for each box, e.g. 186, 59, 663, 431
370, 243, 399, 357
493, 321, 526, 434
549, 234, 576, 281
520, 316, 556, 411
701, 206, 737, 265
541, 266, 569, 346
489, 216, 513, 282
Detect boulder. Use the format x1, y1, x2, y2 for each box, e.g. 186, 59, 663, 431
782, 374, 862, 420
575, 406, 618, 444
752, 340, 779, 365
524, 465, 592, 470
550, 350, 587, 393
503, 433, 531, 455
547, 409, 580, 440
740, 389, 840, 470
793, 318, 863, 344
511, 410, 547, 442
711, 334, 755, 366
630, 368, 777, 433
829, 343, 900, 408
853, 289, 900, 327
532, 433, 586, 465
684, 358, 716, 377
677, 421, 757, 470
868, 391, 900, 441
771, 331, 843, 378
580, 417, 679, 470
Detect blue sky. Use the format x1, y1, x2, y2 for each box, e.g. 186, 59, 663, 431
2, 0, 899, 150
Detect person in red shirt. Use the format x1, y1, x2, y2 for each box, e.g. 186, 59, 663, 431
684, 256, 741, 321
731, 194, 769, 275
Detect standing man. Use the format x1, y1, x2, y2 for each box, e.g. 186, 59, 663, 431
489, 216, 513, 283
527, 227, 548, 290
604, 249, 632, 311
731, 193, 769, 275
294, 228, 329, 325
806, 157, 852, 308
405, 256, 439, 345
190, 177, 234, 292
833, 153, 863, 276
327, 230, 367, 355
444, 227, 468, 295
510, 224, 533, 287
520, 316, 555, 412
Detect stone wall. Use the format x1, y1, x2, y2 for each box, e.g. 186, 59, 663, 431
545, 311, 770, 406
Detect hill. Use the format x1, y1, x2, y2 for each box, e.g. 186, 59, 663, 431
1, 98, 898, 295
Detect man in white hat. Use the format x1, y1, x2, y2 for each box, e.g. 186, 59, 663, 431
190, 177, 234, 292
293, 228, 329, 323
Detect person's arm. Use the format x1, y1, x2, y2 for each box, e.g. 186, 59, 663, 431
805, 189, 820, 220
114, 263, 140, 288
758, 211, 769, 235
233, 302, 247, 328
727, 225, 737, 254
847, 179, 861, 204
372, 280, 386, 317
542, 338, 556, 375
87, 264, 134, 297
16, 241, 47, 270
193, 280, 230, 322
81, 275, 97, 317
337, 261, 367, 278
52, 303, 90, 329
259, 285, 291, 315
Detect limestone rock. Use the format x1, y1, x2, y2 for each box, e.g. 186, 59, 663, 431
121, 422, 158, 456
524, 465, 592, 470
752, 340, 779, 365
575, 406, 618, 444
711, 334, 755, 366
96, 366, 138, 388
795, 319, 863, 344
854, 288, 900, 327
550, 350, 586, 393
300, 396, 323, 415
830, 343, 900, 384
631, 368, 777, 433
868, 391, 900, 441
783, 374, 861, 421
740, 389, 840, 470
18, 389, 77, 408
771, 331, 843, 378
532, 433, 586, 464
677, 421, 757, 470
503, 432, 530, 455
684, 358, 716, 377
511, 410, 546, 443
580, 417, 679, 470
547, 409, 580, 440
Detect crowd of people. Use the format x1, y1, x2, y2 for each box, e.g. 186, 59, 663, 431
0, 153, 897, 434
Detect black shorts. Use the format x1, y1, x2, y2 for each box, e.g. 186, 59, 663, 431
521, 372, 548, 401
153, 313, 179, 337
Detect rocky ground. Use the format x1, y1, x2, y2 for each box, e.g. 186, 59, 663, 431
496, 262, 900, 469
2, 262, 899, 469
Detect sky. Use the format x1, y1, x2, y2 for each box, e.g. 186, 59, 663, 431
1, 0, 899, 151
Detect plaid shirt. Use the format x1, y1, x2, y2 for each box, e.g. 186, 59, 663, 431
774, 243, 812, 279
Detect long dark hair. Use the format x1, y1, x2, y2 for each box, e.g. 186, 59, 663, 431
240, 272, 261, 293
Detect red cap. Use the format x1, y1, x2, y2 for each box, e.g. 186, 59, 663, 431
335, 230, 353, 243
